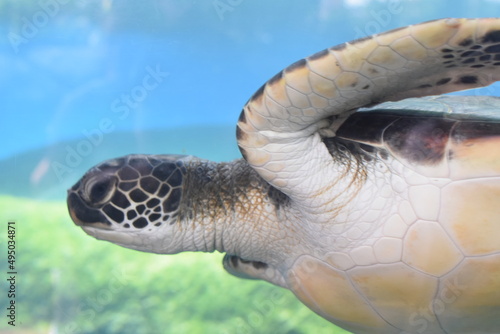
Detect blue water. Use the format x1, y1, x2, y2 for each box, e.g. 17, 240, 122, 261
2, 2, 500, 333
1, 0, 500, 192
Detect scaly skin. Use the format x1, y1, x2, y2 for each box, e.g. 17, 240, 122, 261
237, 18, 500, 213
68, 18, 500, 333
67, 155, 301, 277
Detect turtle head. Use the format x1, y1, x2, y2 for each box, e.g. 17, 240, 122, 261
67, 154, 188, 253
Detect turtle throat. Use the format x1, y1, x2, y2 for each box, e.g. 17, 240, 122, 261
178, 158, 287, 257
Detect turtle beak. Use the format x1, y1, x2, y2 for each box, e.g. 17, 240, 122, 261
67, 189, 112, 230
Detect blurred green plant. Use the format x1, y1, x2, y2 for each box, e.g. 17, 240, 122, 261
0, 196, 350, 334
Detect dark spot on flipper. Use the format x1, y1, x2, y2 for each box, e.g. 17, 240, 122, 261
485, 44, 500, 53
132, 217, 148, 229
268, 70, 283, 86
330, 42, 348, 51
362, 84, 370, 90
458, 75, 478, 84
237, 109, 246, 124
442, 54, 455, 59
496, 54, 500, 61
103, 204, 124, 223
123, 224, 130, 228
471, 64, 485, 68
111, 191, 130, 209
459, 38, 473, 47
436, 78, 451, 86
236, 125, 247, 142
285, 58, 307, 72
130, 189, 149, 203
482, 30, 500, 43
461, 51, 483, 58
238, 146, 249, 161
462, 58, 476, 64
154, 222, 161, 227
308, 48, 329, 61
418, 84, 433, 89
249, 83, 265, 102
441, 48, 453, 53
480, 54, 492, 61
470, 45, 482, 50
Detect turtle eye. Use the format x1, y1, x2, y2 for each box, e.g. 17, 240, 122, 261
84, 174, 117, 206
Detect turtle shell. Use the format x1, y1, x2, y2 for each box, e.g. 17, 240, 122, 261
288, 95, 500, 333
359, 95, 500, 120
329, 95, 500, 178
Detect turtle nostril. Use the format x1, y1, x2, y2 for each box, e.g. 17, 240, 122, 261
67, 192, 108, 226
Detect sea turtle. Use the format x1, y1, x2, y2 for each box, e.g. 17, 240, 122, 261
67, 18, 500, 333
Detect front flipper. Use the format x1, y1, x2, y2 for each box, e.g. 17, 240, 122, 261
236, 18, 500, 213
223, 255, 287, 288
